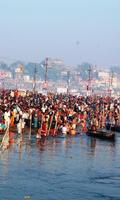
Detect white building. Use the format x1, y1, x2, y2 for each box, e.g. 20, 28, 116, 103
98, 70, 109, 81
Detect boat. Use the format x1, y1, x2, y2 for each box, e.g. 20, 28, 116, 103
106, 124, 120, 132
86, 129, 115, 141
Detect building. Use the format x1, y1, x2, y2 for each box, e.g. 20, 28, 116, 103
98, 70, 109, 81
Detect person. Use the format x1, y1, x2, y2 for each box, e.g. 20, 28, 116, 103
41, 117, 47, 137
106, 113, 111, 130
17, 116, 22, 135
61, 124, 67, 136
4, 108, 11, 129
36, 128, 41, 139
33, 113, 38, 128
91, 116, 98, 132
10, 109, 15, 127
70, 120, 77, 135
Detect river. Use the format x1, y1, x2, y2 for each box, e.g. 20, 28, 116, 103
0, 133, 120, 200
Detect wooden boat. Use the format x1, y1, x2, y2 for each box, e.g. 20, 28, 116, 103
86, 129, 115, 141
106, 124, 120, 132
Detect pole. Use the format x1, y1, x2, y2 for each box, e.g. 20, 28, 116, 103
45, 58, 48, 84
87, 66, 92, 95
108, 71, 113, 97
67, 71, 70, 94
0, 123, 10, 151
47, 111, 54, 136
29, 113, 32, 140
33, 64, 37, 93
88, 66, 92, 90
53, 112, 58, 136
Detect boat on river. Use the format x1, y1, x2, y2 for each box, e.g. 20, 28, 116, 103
106, 124, 120, 132
86, 128, 115, 141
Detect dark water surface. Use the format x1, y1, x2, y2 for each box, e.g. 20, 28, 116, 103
0, 133, 120, 200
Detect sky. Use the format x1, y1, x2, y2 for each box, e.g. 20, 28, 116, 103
0, 0, 120, 67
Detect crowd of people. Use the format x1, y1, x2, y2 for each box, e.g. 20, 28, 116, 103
0, 90, 120, 140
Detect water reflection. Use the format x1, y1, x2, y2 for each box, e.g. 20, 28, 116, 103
0, 152, 9, 178
36, 137, 47, 152
0, 133, 119, 200
0, 134, 117, 161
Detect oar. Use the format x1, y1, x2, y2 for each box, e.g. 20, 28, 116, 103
36, 114, 43, 139
47, 111, 54, 136
29, 113, 32, 140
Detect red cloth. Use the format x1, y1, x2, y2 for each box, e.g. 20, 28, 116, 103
41, 122, 47, 136
50, 128, 56, 136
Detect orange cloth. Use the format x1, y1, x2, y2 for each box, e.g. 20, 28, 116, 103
10, 111, 15, 127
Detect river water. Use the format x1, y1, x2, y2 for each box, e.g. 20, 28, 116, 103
0, 133, 120, 200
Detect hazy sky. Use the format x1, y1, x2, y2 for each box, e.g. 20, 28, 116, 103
0, 0, 120, 66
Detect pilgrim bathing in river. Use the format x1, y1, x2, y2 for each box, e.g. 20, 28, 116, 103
0, 90, 120, 140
